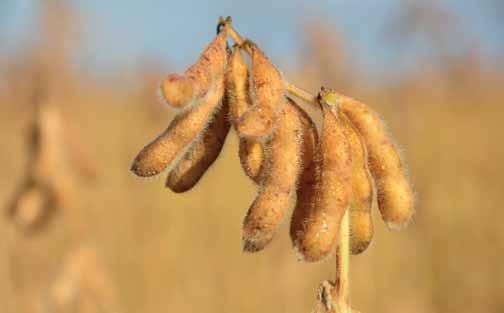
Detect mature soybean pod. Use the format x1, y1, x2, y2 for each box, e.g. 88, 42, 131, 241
286, 97, 318, 174
342, 115, 374, 255
288, 97, 320, 259
165, 101, 231, 193
242, 99, 302, 252
338, 93, 414, 229
225, 45, 264, 182
160, 30, 227, 110
226, 45, 250, 125
292, 95, 352, 262
238, 139, 264, 183
236, 40, 284, 138
131, 78, 225, 177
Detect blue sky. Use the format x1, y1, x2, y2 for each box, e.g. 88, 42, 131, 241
1, 0, 503, 77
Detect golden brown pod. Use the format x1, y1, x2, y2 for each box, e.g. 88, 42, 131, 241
286, 97, 318, 174
242, 99, 302, 252
337, 93, 414, 229
225, 45, 264, 182
291, 92, 352, 262
238, 139, 264, 183
236, 40, 284, 138
289, 97, 320, 257
341, 115, 375, 255
160, 29, 228, 110
131, 78, 225, 177
165, 101, 230, 193
226, 45, 250, 125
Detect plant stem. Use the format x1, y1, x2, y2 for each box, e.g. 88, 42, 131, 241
285, 82, 317, 106
334, 210, 351, 313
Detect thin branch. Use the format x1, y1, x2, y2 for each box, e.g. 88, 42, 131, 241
285, 82, 317, 106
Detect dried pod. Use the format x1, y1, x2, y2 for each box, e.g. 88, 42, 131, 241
292, 93, 352, 262
236, 40, 284, 138
337, 93, 414, 229
165, 101, 231, 192
226, 45, 251, 125
342, 115, 375, 255
131, 78, 225, 177
160, 29, 228, 110
242, 99, 302, 252
225, 45, 264, 182
238, 139, 264, 183
289, 97, 320, 257
286, 97, 318, 174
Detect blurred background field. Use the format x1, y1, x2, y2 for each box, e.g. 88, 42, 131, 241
0, 1, 503, 312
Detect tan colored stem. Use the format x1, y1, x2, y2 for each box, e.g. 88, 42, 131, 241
311, 211, 353, 313
334, 210, 351, 313
285, 82, 317, 106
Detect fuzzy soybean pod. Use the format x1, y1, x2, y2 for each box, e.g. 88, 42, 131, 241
286, 97, 318, 175
226, 45, 250, 124
238, 139, 264, 183
288, 97, 320, 259
336, 93, 414, 229
225, 45, 264, 182
342, 115, 375, 255
292, 95, 352, 262
165, 101, 231, 193
236, 40, 284, 138
242, 99, 302, 252
160, 29, 228, 110
131, 78, 225, 177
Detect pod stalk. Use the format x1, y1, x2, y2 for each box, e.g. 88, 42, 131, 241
334, 210, 351, 313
